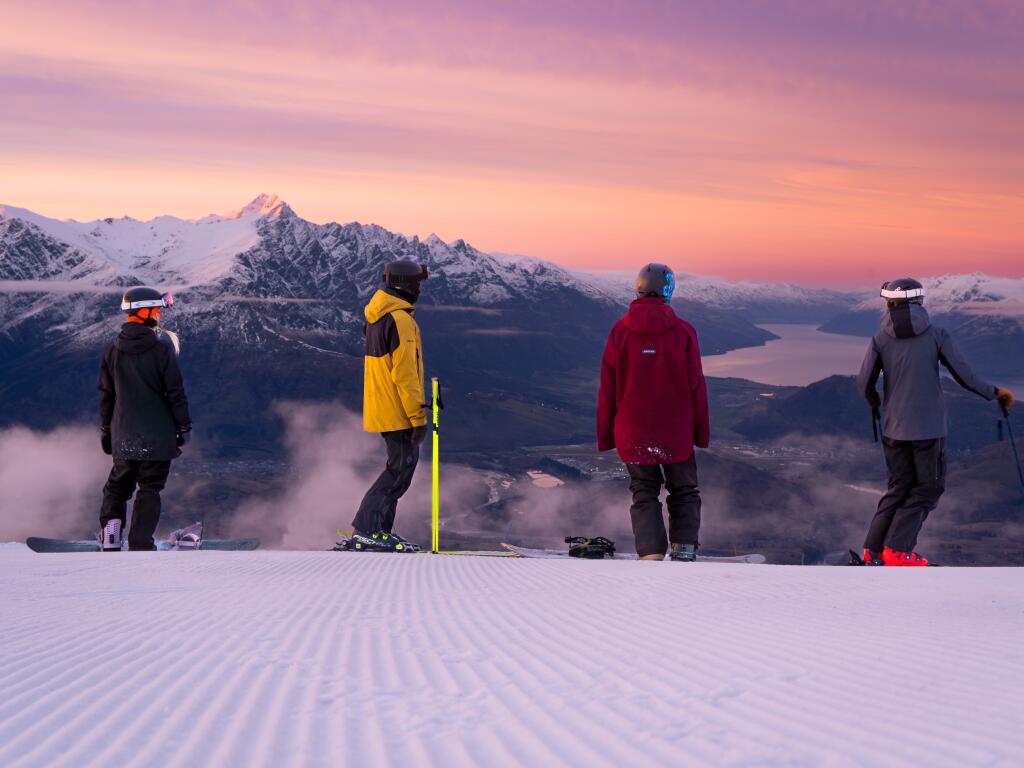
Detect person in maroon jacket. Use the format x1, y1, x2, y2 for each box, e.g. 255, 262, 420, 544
597, 264, 711, 561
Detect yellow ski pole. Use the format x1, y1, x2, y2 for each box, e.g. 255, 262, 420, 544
431, 377, 442, 553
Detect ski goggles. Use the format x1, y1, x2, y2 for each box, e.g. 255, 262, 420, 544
121, 292, 174, 311
880, 285, 925, 301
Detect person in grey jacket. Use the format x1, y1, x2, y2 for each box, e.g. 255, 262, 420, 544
856, 277, 1015, 566
97, 287, 192, 551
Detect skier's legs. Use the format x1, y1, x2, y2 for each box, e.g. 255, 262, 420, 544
352, 429, 418, 533
885, 439, 945, 552
863, 439, 915, 552
663, 455, 701, 546
128, 461, 171, 550
626, 463, 668, 557
381, 430, 419, 532
99, 459, 139, 529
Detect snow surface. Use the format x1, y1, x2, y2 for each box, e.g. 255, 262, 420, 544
1, 550, 1022, 767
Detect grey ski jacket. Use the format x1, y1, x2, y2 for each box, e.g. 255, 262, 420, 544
856, 303, 996, 440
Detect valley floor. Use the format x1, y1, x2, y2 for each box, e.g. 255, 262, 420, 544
1, 547, 1022, 767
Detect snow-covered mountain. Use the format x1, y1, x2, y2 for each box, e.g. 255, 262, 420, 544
3, 195, 1019, 451
845, 273, 1024, 317
0, 194, 599, 307
819, 273, 1024, 379
577, 269, 859, 323
0, 195, 775, 452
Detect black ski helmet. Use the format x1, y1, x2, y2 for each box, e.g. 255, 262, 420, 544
635, 263, 676, 302
383, 260, 429, 302
880, 277, 925, 306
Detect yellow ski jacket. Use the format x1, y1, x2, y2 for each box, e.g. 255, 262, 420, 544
363, 289, 426, 432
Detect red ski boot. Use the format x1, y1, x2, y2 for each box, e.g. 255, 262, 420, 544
882, 547, 929, 567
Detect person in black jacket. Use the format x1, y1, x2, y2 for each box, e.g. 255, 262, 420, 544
97, 287, 192, 551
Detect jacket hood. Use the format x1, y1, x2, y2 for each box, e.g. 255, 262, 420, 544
881, 302, 931, 340
365, 288, 414, 324
623, 297, 678, 335
115, 322, 159, 354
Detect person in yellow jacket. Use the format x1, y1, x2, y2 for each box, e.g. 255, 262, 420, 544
349, 260, 430, 552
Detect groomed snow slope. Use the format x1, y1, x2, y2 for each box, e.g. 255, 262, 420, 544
1, 550, 1022, 767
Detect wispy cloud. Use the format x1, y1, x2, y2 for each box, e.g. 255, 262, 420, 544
1, 1, 1022, 284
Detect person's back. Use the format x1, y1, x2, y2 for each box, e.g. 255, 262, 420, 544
597, 264, 710, 562
856, 278, 1014, 566
103, 323, 188, 460
98, 287, 192, 551
864, 297, 993, 442
598, 299, 708, 464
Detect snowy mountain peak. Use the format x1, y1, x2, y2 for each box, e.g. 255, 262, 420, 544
227, 194, 292, 220
850, 272, 1024, 315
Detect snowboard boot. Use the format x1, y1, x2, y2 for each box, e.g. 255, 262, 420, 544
670, 543, 697, 562
566, 536, 616, 559
881, 547, 929, 567
100, 519, 122, 551
350, 530, 421, 553
639, 554, 664, 561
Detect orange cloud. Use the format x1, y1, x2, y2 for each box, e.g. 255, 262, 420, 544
1, 2, 1021, 284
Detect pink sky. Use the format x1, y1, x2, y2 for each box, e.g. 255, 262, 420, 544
1, 1, 1022, 285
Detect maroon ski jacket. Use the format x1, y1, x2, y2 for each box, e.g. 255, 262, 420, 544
596, 298, 710, 464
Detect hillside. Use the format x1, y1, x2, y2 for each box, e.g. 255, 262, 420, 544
1, 547, 1021, 767
818, 274, 1024, 379
0, 195, 774, 453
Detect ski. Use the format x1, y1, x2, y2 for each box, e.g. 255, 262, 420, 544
500, 543, 766, 564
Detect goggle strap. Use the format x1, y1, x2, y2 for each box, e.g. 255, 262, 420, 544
880, 287, 925, 300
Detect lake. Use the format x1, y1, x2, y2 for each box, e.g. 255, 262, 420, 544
701, 324, 869, 386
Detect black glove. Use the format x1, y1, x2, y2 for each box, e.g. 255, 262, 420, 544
100, 428, 112, 456
176, 428, 192, 448
411, 425, 428, 446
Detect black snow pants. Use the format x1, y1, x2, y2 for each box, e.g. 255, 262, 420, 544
352, 428, 420, 534
626, 455, 701, 558
99, 459, 172, 550
864, 437, 946, 553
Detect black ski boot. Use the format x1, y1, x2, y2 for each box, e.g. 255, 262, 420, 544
670, 543, 697, 562
848, 549, 885, 566
350, 530, 421, 553
566, 536, 616, 559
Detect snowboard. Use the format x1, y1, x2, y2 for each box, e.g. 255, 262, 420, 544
26, 537, 260, 553
501, 544, 766, 564
333, 530, 515, 557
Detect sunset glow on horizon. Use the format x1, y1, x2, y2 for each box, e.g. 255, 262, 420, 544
2, 1, 1022, 285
